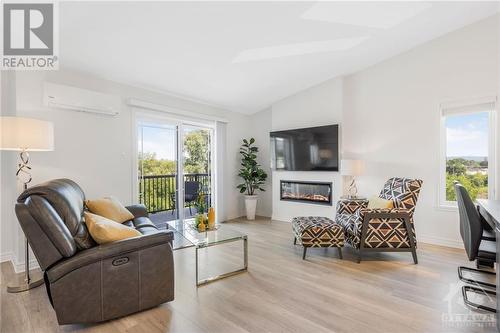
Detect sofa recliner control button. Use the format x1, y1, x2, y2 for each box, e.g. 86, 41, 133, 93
112, 257, 129, 266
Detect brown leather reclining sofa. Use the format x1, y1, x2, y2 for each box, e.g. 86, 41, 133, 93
15, 178, 174, 324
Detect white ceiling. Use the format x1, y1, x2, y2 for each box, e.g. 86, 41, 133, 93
59, 2, 499, 114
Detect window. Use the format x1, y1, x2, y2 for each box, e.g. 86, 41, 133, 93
440, 98, 496, 207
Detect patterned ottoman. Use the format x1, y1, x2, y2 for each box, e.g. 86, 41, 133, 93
291, 216, 344, 260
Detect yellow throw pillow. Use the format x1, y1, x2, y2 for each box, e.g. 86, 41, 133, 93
84, 212, 141, 245
85, 196, 134, 223
367, 196, 394, 209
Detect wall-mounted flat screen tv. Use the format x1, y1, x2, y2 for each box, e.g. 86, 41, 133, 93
270, 124, 339, 171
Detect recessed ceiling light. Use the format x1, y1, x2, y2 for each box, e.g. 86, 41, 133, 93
232, 37, 369, 63
301, 2, 433, 29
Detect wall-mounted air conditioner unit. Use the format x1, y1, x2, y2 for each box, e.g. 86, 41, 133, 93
43, 82, 121, 116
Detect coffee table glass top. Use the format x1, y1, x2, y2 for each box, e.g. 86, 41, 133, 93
167, 219, 246, 250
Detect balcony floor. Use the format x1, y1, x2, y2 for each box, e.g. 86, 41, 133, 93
149, 207, 198, 229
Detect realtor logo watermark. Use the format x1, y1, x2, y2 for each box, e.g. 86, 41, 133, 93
1, 2, 58, 70
442, 282, 496, 329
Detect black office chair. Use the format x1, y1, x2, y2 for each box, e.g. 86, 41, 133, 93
454, 182, 496, 313
479, 217, 496, 268
480, 215, 496, 242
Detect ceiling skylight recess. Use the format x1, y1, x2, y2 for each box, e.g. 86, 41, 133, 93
232, 36, 369, 63
301, 2, 433, 29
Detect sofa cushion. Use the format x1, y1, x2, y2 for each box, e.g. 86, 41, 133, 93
18, 178, 94, 251
123, 221, 134, 228
137, 226, 162, 236
132, 217, 156, 230
84, 212, 141, 245
27, 196, 78, 257
367, 196, 394, 209
85, 196, 134, 223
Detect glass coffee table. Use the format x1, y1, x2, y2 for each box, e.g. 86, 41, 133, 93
167, 219, 248, 286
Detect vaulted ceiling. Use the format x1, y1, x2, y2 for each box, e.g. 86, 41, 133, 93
60, 2, 499, 113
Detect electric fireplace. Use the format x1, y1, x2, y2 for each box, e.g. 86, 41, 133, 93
280, 180, 332, 206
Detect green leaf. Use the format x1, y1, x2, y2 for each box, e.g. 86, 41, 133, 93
237, 138, 268, 194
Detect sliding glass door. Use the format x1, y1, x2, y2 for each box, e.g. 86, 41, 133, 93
182, 125, 213, 218
136, 114, 214, 223
138, 121, 179, 219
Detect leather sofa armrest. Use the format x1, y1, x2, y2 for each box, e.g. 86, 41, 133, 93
47, 230, 173, 283
125, 204, 149, 218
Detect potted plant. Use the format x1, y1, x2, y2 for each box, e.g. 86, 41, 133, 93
237, 138, 268, 220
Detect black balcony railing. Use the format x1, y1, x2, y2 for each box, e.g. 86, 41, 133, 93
139, 173, 211, 214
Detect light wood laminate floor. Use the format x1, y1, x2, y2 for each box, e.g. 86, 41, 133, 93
1, 218, 497, 333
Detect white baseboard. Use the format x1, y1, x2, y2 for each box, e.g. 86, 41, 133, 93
271, 215, 291, 222
1, 251, 40, 273
13, 258, 40, 274
0, 251, 14, 263
418, 234, 462, 249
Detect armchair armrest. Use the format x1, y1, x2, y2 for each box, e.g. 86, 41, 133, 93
357, 207, 411, 219
357, 207, 416, 250
125, 204, 148, 218
47, 230, 173, 283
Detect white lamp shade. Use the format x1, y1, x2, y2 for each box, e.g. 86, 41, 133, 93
340, 159, 365, 176
0, 117, 54, 151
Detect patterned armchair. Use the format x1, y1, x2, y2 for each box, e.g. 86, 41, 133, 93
336, 177, 423, 263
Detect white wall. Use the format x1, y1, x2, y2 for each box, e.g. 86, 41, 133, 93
0, 71, 22, 265
343, 15, 498, 248
250, 108, 273, 217
255, 15, 498, 248
270, 78, 344, 222
1, 69, 251, 270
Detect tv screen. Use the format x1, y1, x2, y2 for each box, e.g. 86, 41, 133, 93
270, 124, 339, 171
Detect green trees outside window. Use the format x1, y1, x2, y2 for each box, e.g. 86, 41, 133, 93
138, 129, 211, 213
446, 157, 488, 201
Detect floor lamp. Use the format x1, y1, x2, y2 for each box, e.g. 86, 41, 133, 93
0, 116, 54, 293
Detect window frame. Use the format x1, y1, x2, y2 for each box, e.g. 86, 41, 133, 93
438, 98, 497, 209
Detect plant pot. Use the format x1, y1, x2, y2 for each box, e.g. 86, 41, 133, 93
244, 195, 258, 220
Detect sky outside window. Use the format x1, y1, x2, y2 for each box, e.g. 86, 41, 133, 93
446, 111, 489, 159
140, 126, 201, 161
141, 125, 177, 160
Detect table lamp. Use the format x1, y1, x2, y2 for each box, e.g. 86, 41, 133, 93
340, 159, 365, 199
0, 116, 54, 293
